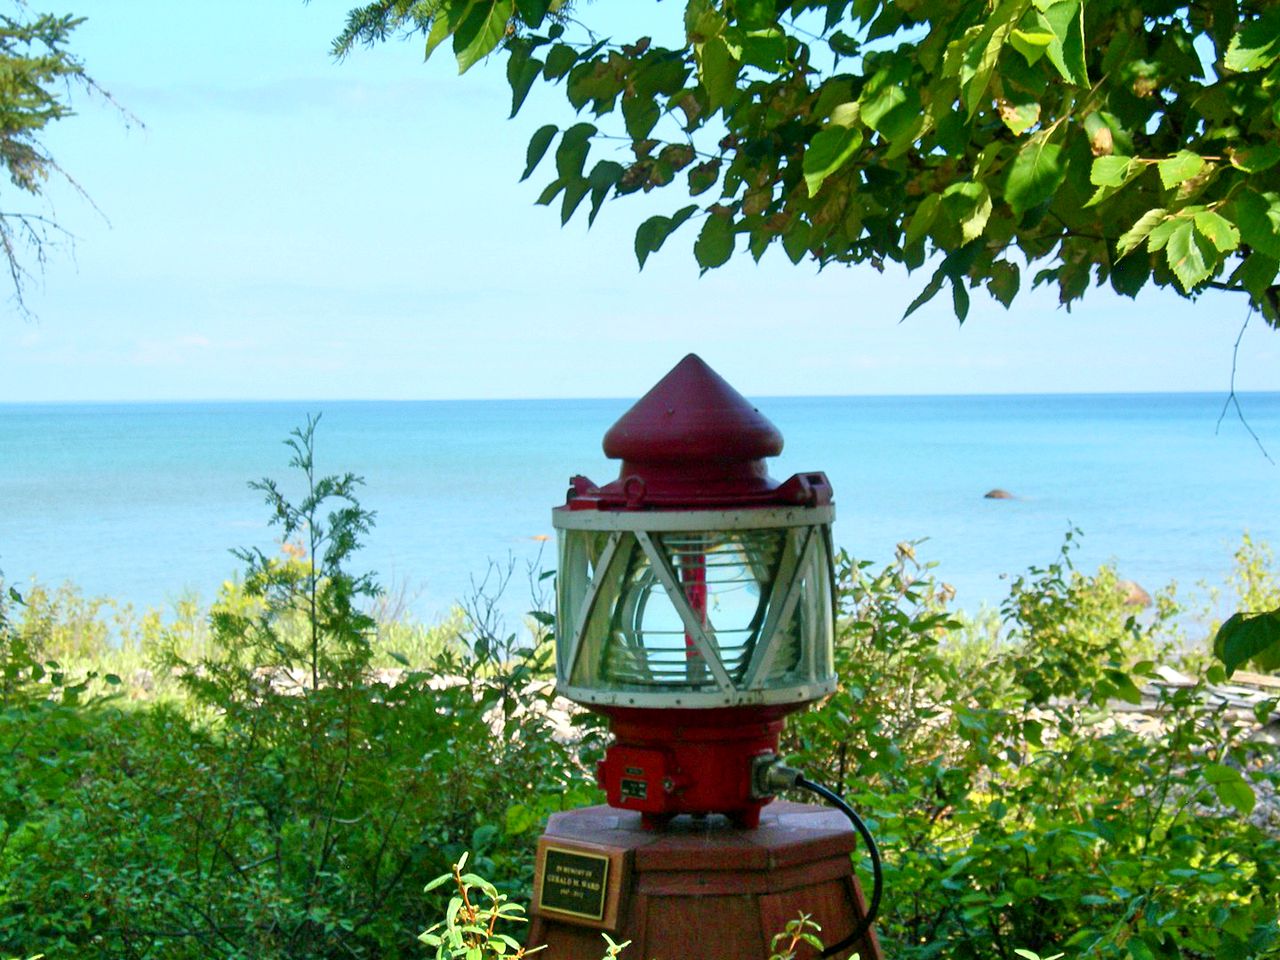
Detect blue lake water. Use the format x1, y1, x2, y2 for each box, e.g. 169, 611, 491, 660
1, 394, 1278, 631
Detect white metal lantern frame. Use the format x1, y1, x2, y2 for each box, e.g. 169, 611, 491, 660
553, 504, 838, 710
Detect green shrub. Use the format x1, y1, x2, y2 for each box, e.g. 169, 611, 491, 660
786, 537, 1279, 960
0, 419, 595, 959
1213, 532, 1280, 674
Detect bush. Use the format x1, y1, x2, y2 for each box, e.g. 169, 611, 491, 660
0, 419, 596, 959
785, 538, 1280, 960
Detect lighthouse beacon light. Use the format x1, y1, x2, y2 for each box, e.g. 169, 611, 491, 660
551, 354, 838, 828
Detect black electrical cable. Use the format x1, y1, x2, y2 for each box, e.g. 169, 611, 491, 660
794, 776, 883, 959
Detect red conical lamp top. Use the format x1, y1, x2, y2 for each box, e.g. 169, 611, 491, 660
603, 354, 782, 464
563, 354, 830, 510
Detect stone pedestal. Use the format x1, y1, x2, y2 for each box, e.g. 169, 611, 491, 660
527, 802, 882, 960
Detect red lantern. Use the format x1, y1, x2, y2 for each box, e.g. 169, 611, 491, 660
553, 354, 837, 828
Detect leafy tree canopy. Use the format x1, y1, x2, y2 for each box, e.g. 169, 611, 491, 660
0, 6, 94, 306
334, 0, 1280, 325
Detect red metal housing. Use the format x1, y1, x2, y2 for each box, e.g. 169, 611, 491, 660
558, 354, 835, 828
596, 706, 793, 829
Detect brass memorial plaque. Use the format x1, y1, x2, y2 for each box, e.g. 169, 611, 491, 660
537, 846, 610, 921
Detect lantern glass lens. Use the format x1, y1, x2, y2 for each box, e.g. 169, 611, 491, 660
556, 522, 834, 702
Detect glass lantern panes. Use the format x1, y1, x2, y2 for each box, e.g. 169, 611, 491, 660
554, 509, 836, 708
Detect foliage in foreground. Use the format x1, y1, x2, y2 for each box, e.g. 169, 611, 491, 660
418, 851, 820, 960
1214, 533, 1280, 680
336, 1, 1280, 325
1, 424, 1278, 958
786, 538, 1279, 960
0, 421, 597, 959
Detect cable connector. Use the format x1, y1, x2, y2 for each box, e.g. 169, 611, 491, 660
750, 753, 803, 799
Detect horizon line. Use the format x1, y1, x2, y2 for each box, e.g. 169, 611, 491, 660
2, 387, 1279, 406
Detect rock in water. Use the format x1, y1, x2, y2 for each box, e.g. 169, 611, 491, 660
1117, 579, 1152, 607
984, 489, 1016, 500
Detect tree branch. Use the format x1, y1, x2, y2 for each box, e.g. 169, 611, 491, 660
1215, 307, 1273, 463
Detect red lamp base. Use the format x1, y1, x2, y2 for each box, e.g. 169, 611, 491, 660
595, 706, 801, 828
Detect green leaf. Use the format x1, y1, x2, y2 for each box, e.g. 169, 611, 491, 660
860, 65, 920, 140
566, 58, 624, 114
694, 213, 735, 270
1086, 155, 1140, 206
1109, 247, 1150, 297
803, 125, 862, 195
586, 160, 623, 226
1214, 608, 1280, 676
829, 30, 858, 57
424, 872, 454, 892
986, 260, 1020, 307
622, 95, 660, 140
454, 1, 513, 74
1230, 143, 1280, 174
1166, 219, 1216, 291
734, 0, 775, 30
943, 181, 992, 243
1090, 155, 1135, 187
951, 274, 970, 321
739, 28, 787, 72
1117, 207, 1169, 257
504, 802, 538, 835
961, 0, 1023, 118
1005, 140, 1065, 217
424, 14, 453, 62
1230, 189, 1280, 259
1225, 8, 1280, 73
633, 52, 689, 99
697, 35, 740, 111
514, 0, 550, 27
1039, 1, 1088, 86
904, 264, 947, 318
534, 176, 564, 206
555, 122, 596, 180
1203, 762, 1256, 816
687, 159, 720, 196
1193, 210, 1239, 254
1104, 668, 1143, 705
686, 0, 727, 40
906, 244, 979, 320
905, 192, 941, 248
635, 204, 697, 268
1147, 212, 1185, 253
560, 178, 590, 224
543, 43, 578, 80
999, 99, 1041, 136
1233, 252, 1280, 300
522, 124, 557, 181
1009, 29, 1053, 65
507, 48, 542, 118
1157, 150, 1205, 190
782, 219, 811, 263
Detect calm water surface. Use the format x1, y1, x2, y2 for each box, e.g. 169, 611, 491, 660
1, 394, 1277, 628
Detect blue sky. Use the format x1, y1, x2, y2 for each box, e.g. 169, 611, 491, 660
1, 0, 1276, 402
